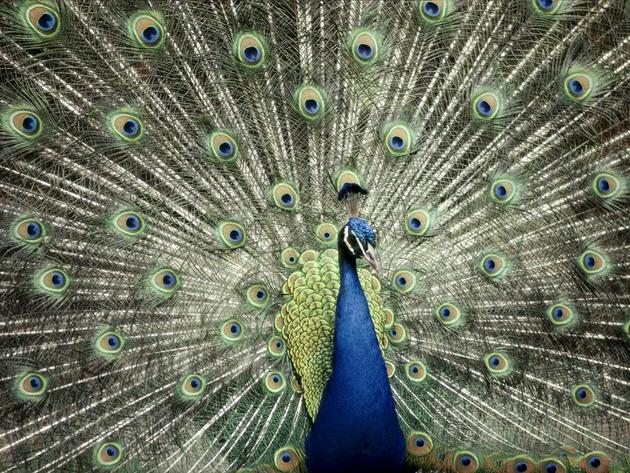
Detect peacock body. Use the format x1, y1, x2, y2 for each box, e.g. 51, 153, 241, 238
0, 0, 629, 472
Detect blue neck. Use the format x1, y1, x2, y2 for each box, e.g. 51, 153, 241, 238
305, 245, 405, 473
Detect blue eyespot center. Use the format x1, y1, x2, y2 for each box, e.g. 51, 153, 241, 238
597, 178, 610, 193
276, 341, 282, 348
244, 46, 261, 63
123, 119, 140, 137
553, 307, 564, 319
516, 461, 529, 472
281, 453, 291, 463
409, 217, 422, 230
577, 387, 587, 400
304, 99, 320, 115
288, 256, 295, 263
190, 377, 201, 390
229, 229, 242, 242
256, 290, 266, 300
230, 323, 240, 335
107, 335, 120, 348
51, 271, 65, 288
589, 457, 601, 468
390, 136, 404, 150
495, 184, 508, 199
477, 99, 493, 116
423, 1, 441, 17
29, 376, 42, 389
569, 79, 584, 96
461, 455, 472, 466
162, 272, 176, 288
356, 43, 373, 60
584, 254, 596, 268
411, 365, 419, 373
489, 355, 500, 367
125, 215, 141, 231
440, 307, 450, 318
397, 276, 407, 287
323, 232, 331, 239
484, 257, 496, 272
281, 193, 293, 205
105, 446, 118, 458
544, 464, 557, 473
537, 0, 555, 9
37, 12, 57, 32
142, 25, 161, 44
27, 222, 42, 238
218, 141, 233, 157
22, 115, 39, 134
415, 437, 425, 447
272, 375, 280, 383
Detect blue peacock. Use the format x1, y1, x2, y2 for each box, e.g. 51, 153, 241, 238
0, 0, 629, 472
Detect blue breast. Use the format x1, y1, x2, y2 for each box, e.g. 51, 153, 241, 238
305, 249, 405, 473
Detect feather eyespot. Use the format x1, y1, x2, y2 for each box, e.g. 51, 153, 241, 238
267, 336, 286, 357
271, 182, 300, 210
9, 110, 43, 138
130, 12, 164, 48
505, 457, 536, 473
435, 302, 463, 326
479, 252, 509, 280
280, 247, 300, 269
94, 328, 126, 361
388, 323, 408, 345
577, 248, 609, 278
12, 217, 47, 244
404, 207, 431, 236
217, 221, 247, 249
563, 73, 592, 101
234, 32, 267, 69
148, 268, 180, 296
483, 352, 512, 376
546, 301, 576, 327
246, 284, 269, 308
263, 371, 286, 394
531, 0, 563, 14
93, 441, 123, 467
295, 85, 327, 122
315, 222, 338, 246
111, 210, 145, 238
25, 4, 60, 37
178, 374, 206, 400
221, 319, 244, 342
572, 383, 596, 407
391, 270, 416, 293
418, 0, 452, 22
36, 267, 70, 295
407, 432, 433, 456
579, 452, 609, 473
453, 451, 479, 473
540, 458, 567, 473
405, 360, 427, 383
208, 130, 238, 163
590, 171, 625, 201
489, 177, 519, 204
473, 92, 501, 120
108, 112, 143, 142
348, 29, 382, 65
15, 371, 48, 401
274, 447, 300, 472
383, 122, 415, 158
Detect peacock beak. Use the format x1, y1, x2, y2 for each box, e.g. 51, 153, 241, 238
362, 243, 380, 273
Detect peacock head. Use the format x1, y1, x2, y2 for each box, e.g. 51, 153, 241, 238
338, 183, 379, 272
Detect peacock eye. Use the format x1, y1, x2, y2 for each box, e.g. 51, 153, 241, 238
577, 249, 608, 276
263, 371, 286, 394
532, 0, 562, 14
13, 217, 46, 244
473, 92, 501, 120
94, 330, 126, 360
235, 32, 267, 69
221, 319, 244, 342
130, 13, 165, 48
435, 302, 463, 326
405, 360, 428, 383
406, 432, 433, 456
147, 268, 180, 298
453, 451, 479, 472
94, 441, 123, 467
271, 182, 300, 211
37, 268, 70, 295
563, 73, 592, 101
246, 284, 269, 308
540, 458, 566, 473
388, 323, 408, 345
280, 247, 300, 269
295, 85, 327, 121
348, 29, 381, 65
179, 373, 206, 399
208, 130, 239, 162
16, 371, 48, 400
112, 210, 145, 237
267, 336, 286, 357
483, 352, 512, 376
505, 457, 536, 473
9, 111, 43, 139
274, 447, 300, 472
217, 221, 247, 249
391, 270, 416, 293
316, 222, 338, 246
383, 122, 415, 158
579, 452, 608, 473
591, 171, 623, 200
419, 0, 448, 21
404, 207, 432, 236
479, 252, 509, 280
572, 383, 595, 407
109, 112, 144, 142
489, 178, 518, 204
25, 4, 60, 37
546, 302, 576, 326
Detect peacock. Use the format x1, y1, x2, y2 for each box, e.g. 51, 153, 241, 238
0, 0, 629, 472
